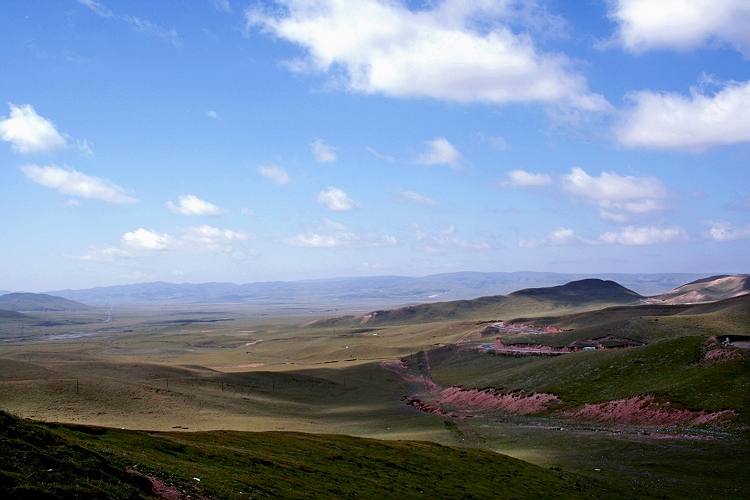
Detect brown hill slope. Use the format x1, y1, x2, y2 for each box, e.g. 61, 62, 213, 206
647, 274, 750, 304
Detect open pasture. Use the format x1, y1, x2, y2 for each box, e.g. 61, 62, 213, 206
1, 296, 749, 498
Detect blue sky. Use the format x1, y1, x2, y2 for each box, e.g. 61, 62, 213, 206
2, 0, 749, 292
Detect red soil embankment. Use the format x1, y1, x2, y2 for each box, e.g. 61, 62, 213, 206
433, 387, 561, 415
567, 395, 734, 427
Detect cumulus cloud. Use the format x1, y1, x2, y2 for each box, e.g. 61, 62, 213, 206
608, 0, 750, 56
396, 189, 437, 206
284, 218, 396, 248
615, 78, 750, 151
317, 187, 357, 211
122, 228, 172, 251
258, 165, 290, 185
503, 169, 552, 187
520, 225, 690, 247
166, 194, 225, 216
414, 137, 463, 170
703, 220, 750, 242
561, 167, 672, 222
206, 110, 219, 119
83, 225, 249, 260
247, 0, 607, 110
0, 104, 67, 154
311, 138, 337, 162
20, 164, 138, 204
79, 0, 181, 47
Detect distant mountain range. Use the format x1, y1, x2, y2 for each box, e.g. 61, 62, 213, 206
39, 272, 718, 306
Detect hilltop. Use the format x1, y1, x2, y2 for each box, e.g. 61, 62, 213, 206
0, 292, 92, 312
307, 278, 644, 327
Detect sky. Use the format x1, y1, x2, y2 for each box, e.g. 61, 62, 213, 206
1, 0, 749, 292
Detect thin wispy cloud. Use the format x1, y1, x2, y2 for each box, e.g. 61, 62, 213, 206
78, 0, 182, 47
703, 220, 750, 242
397, 190, 437, 206
284, 218, 396, 248
166, 194, 225, 216
258, 165, 290, 185
520, 225, 690, 247
20, 164, 138, 204
503, 169, 553, 188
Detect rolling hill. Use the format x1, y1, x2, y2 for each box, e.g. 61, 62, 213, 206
308, 279, 645, 327
0, 292, 92, 312
647, 274, 750, 304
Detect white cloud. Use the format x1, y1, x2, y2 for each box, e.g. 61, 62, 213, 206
414, 137, 462, 170
521, 225, 690, 247
615, 78, 750, 151
0, 104, 67, 154
608, 0, 750, 56
122, 228, 172, 251
366, 146, 395, 162
247, 0, 607, 110
20, 164, 138, 204
317, 187, 357, 211
79, 0, 181, 47
703, 220, 750, 242
211, 0, 231, 13
166, 194, 225, 216
284, 218, 395, 248
397, 189, 437, 206
503, 169, 552, 187
258, 165, 290, 185
311, 138, 337, 162
77, 246, 131, 262
206, 110, 219, 119
179, 225, 249, 252
598, 226, 690, 245
561, 167, 672, 221
411, 223, 491, 254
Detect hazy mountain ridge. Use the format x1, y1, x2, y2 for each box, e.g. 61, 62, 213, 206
43, 272, 711, 306
0, 292, 92, 312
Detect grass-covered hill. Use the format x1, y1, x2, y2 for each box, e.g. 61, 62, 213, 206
508, 293, 750, 330
0, 292, 92, 312
308, 279, 644, 328
0, 409, 603, 499
647, 274, 750, 304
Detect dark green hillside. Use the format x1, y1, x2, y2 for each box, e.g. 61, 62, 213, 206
0, 409, 604, 499
0, 292, 92, 312
509, 279, 642, 304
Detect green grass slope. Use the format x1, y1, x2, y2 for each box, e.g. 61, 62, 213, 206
0, 292, 92, 312
309, 279, 644, 328
0, 409, 604, 499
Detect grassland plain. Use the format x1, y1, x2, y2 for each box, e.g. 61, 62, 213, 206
1, 281, 749, 498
